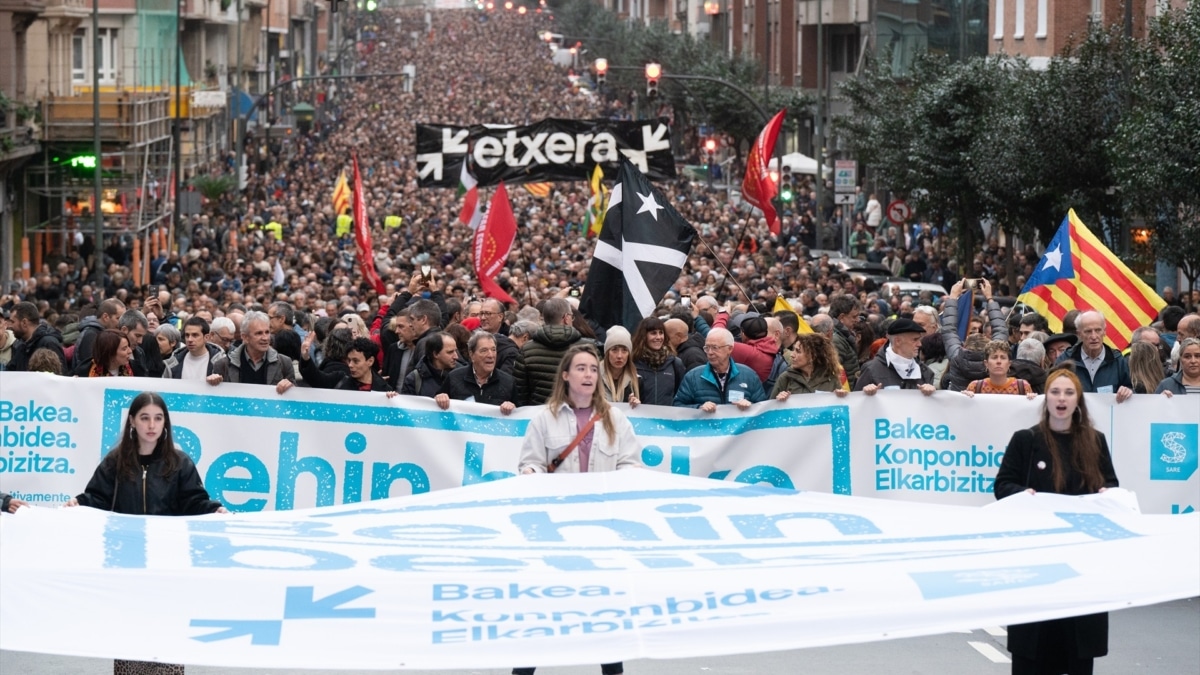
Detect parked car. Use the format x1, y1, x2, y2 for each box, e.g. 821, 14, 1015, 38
879, 281, 950, 304
831, 260, 902, 288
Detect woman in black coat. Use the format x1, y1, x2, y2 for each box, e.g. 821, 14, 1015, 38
68, 391, 226, 674
630, 317, 686, 407
995, 368, 1119, 675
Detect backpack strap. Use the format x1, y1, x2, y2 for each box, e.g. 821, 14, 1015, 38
1017, 379, 1026, 395
973, 379, 985, 394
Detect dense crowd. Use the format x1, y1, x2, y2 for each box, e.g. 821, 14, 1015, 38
1, 7, 1198, 405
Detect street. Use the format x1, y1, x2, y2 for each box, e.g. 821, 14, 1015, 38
2, 598, 1195, 674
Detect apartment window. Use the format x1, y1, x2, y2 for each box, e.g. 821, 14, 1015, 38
97, 28, 118, 84
1014, 0, 1025, 39
830, 32, 859, 73
72, 29, 86, 82
1036, 0, 1047, 37
994, 0, 1004, 39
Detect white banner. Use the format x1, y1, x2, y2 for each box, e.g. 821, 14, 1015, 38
1, 472, 1197, 669
0, 373, 1196, 513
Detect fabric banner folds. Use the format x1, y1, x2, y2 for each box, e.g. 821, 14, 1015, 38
579, 160, 697, 332
352, 154, 385, 295
415, 118, 676, 188
742, 110, 786, 235
472, 183, 517, 305
1, 472, 1196, 670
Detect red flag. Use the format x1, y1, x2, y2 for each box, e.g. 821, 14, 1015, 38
472, 182, 517, 305
352, 154, 386, 295
742, 110, 787, 235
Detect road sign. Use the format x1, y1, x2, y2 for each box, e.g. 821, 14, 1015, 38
887, 199, 911, 225
834, 160, 857, 193
835, 193, 856, 205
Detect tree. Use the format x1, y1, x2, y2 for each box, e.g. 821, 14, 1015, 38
1109, 2, 1200, 309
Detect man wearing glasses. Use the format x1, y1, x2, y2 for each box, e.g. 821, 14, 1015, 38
478, 298, 519, 374
674, 327, 766, 412
208, 317, 237, 352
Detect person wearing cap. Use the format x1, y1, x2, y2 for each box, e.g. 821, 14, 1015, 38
854, 318, 937, 395
675, 328, 767, 412
599, 326, 640, 406
1042, 332, 1077, 371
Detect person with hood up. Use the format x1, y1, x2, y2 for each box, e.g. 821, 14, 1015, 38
513, 298, 587, 406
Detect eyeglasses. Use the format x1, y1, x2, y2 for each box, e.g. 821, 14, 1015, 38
702, 345, 730, 352
478, 311, 499, 317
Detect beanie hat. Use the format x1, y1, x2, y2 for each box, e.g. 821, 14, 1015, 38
604, 325, 633, 354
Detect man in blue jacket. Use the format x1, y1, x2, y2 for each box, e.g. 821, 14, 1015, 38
1057, 310, 1133, 402
674, 327, 766, 412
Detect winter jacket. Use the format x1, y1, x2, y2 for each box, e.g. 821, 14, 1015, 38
676, 332, 707, 372
493, 333, 520, 375
941, 348, 988, 391
335, 370, 393, 392
439, 365, 518, 406
513, 324, 586, 406
634, 355, 687, 407
832, 323, 861, 384
1057, 343, 1132, 394
8, 323, 66, 373
213, 344, 295, 385
939, 297, 1009, 361
674, 362, 767, 407
713, 313, 780, 383
298, 356, 353, 389
1153, 370, 1192, 395
1009, 358, 1047, 394
401, 358, 449, 398
162, 343, 227, 379
74, 447, 224, 516
518, 403, 642, 474
71, 316, 105, 368
853, 348, 935, 391
0, 329, 15, 370
384, 341, 414, 388
770, 368, 842, 397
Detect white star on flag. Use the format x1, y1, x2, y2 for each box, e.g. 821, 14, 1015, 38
636, 192, 663, 221
1043, 244, 1063, 272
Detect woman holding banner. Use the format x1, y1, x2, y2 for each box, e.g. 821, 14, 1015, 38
771, 333, 848, 399
79, 329, 135, 378
66, 391, 228, 675
515, 344, 641, 675
1157, 337, 1200, 396
994, 368, 1118, 675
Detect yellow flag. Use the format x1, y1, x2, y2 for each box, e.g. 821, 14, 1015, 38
523, 182, 552, 198
773, 296, 813, 334
586, 165, 607, 238
332, 170, 351, 216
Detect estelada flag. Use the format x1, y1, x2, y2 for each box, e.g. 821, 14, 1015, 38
472, 182, 517, 305
352, 154, 385, 295
332, 170, 351, 216
742, 110, 786, 235
1017, 209, 1165, 350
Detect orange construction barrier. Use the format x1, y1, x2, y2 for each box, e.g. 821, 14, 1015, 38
20, 237, 31, 279
131, 238, 142, 287
32, 232, 42, 276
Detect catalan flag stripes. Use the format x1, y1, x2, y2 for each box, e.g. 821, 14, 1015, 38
332, 170, 350, 216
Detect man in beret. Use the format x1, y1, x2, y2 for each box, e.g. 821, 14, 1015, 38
854, 318, 936, 395
1042, 332, 1077, 366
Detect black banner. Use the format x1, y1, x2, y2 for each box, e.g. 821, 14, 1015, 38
415, 118, 676, 188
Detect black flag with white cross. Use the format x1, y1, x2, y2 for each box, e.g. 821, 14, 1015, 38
579, 159, 697, 333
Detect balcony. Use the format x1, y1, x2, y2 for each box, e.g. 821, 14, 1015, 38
41, 92, 172, 146
0, 108, 40, 168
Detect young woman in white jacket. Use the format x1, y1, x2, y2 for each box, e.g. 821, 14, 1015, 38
519, 343, 642, 475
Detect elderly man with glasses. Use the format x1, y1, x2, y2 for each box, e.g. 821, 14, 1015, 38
674, 327, 766, 412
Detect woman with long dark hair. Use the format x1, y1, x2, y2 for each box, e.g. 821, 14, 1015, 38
514, 344, 640, 675
85, 329, 135, 377
631, 316, 686, 407
67, 391, 227, 674
771, 333, 848, 398
994, 368, 1118, 675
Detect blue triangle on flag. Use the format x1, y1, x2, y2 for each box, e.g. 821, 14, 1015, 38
909, 563, 1079, 600
1020, 216, 1076, 295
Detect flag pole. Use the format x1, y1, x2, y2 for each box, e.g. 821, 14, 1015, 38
696, 234, 755, 305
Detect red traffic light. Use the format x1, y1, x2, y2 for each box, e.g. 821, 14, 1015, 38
644, 63, 662, 80
595, 58, 608, 75
704, 138, 717, 153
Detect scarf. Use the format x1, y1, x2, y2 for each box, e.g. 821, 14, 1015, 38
639, 345, 672, 370
88, 361, 133, 378
884, 345, 920, 380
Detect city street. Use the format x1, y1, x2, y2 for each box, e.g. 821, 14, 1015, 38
2, 598, 1195, 674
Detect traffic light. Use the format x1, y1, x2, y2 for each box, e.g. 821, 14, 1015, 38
594, 58, 607, 87
703, 137, 717, 164
645, 62, 661, 99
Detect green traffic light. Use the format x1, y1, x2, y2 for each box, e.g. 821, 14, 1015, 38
69, 155, 98, 169
780, 186, 794, 203
365, 0, 377, 9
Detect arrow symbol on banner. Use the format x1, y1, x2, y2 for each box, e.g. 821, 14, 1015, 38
416, 153, 443, 181
189, 619, 282, 645
619, 148, 648, 173
642, 123, 671, 153
441, 127, 469, 154
284, 585, 376, 619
